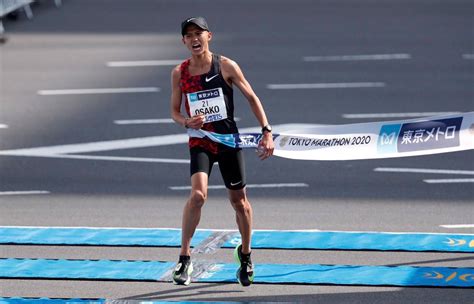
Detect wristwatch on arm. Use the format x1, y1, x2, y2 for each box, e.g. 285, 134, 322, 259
262, 124, 272, 134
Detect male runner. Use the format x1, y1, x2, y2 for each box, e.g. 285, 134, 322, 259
170, 16, 274, 286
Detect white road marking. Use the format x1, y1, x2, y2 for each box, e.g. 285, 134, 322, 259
0, 124, 310, 155
38, 154, 190, 164
440, 224, 474, 229
374, 167, 474, 175
169, 183, 309, 190
343, 112, 460, 119
0, 191, 50, 196
267, 82, 385, 90
0, 124, 8, 129
462, 54, 474, 60
114, 119, 175, 125
303, 53, 411, 62
37, 87, 160, 96
0, 124, 312, 163
423, 178, 474, 184
114, 117, 241, 125
107, 60, 182, 67
0, 134, 190, 155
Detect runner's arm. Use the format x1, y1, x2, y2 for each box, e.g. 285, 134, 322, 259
221, 58, 274, 159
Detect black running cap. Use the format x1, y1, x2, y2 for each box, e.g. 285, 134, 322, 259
181, 17, 209, 36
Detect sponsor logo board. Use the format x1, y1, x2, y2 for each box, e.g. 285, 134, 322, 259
378, 117, 463, 154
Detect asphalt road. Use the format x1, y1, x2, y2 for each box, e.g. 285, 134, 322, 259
0, 0, 473, 302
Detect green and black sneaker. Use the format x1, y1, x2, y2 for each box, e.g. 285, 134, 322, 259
234, 244, 254, 287
172, 255, 193, 286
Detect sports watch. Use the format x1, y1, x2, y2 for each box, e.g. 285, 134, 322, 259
262, 124, 272, 134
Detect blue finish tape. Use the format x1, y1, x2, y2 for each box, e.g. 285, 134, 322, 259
1, 227, 473, 253
0, 258, 472, 287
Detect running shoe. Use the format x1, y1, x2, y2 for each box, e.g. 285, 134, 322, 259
172, 255, 193, 285
234, 244, 254, 286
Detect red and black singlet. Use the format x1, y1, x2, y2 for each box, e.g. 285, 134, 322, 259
180, 54, 238, 154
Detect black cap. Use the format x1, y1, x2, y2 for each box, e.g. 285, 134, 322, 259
181, 17, 209, 36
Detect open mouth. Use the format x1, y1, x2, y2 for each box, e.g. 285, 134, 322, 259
192, 43, 202, 51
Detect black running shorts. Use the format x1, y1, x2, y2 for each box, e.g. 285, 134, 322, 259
190, 147, 246, 190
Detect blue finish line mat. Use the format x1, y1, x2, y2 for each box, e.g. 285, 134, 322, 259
0, 299, 105, 304
0, 300, 235, 304
0, 299, 225, 304
1, 226, 473, 252
0, 299, 227, 304
0, 258, 472, 287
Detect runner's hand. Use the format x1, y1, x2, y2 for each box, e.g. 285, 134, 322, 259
186, 115, 205, 129
257, 132, 274, 160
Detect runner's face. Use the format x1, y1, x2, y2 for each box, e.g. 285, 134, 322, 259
182, 25, 211, 55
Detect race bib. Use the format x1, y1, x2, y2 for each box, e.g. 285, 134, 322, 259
187, 88, 227, 123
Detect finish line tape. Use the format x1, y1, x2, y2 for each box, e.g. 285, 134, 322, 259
0, 258, 472, 287
1, 227, 473, 252
188, 112, 474, 160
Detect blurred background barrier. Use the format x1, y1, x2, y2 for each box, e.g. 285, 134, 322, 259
0, 0, 62, 42
0, 0, 34, 21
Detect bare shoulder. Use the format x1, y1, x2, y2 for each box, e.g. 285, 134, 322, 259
220, 55, 241, 76
171, 64, 183, 87
171, 64, 182, 78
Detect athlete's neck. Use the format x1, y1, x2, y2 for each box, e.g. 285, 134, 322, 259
190, 51, 212, 68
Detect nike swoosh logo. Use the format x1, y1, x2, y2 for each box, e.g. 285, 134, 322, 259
205, 74, 219, 82
230, 181, 241, 186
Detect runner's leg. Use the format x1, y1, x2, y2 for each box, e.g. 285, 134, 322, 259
229, 187, 255, 287
228, 188, 253, 254
218, 149, 251, 253
180, 172, 208, 256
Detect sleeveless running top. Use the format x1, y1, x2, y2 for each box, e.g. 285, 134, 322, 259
180, 54, 239, 154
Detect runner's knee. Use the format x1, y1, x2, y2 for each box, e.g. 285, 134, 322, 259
189, 190, 207, 207
230, 198, 250, 214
